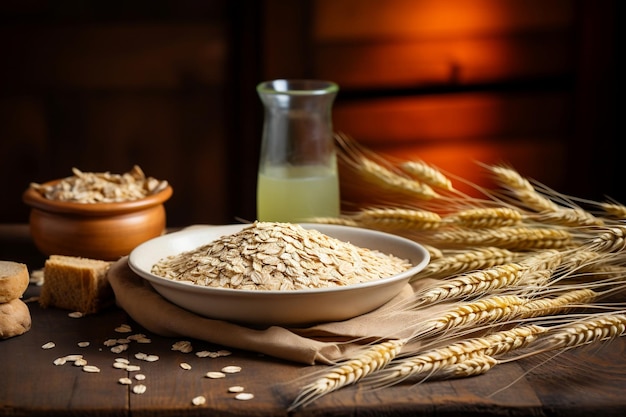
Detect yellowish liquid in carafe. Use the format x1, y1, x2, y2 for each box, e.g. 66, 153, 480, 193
257, 165, 340, 223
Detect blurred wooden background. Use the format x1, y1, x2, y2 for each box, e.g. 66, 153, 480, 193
0, 0, 617, 227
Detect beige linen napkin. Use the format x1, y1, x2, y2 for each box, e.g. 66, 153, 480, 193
108, 257, 447, 365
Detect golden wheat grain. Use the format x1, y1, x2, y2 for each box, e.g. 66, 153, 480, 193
305, 216, 360, 227
415, 295, 527, 339
586, 225, 626, 253
423, 244, 444, 260
354, 207, 442, 230
421, 227, 572, 250
288, 339, 405, 410
519, 249, 564, 271
487, 165, 559, 212
521, 288, 597, 319
527, 208, 603, 227
366, 325, 544, 387
399, 160, 454, 191
357, 157, 439, 200
415, 247, 518, 279
444, 207, 523, 229
542, 313, 626, 351
442, 354, 498, 378
599, 202, 626, 219
413, 263, 528, 305
562, 250, 603, 272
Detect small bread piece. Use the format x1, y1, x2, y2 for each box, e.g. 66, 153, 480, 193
0, 298, 32, 339
0, 261, 29, 303
40, 255, 113, 314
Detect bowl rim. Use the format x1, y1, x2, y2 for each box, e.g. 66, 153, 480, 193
128, 223, 430, 296
22, 178, 173, 215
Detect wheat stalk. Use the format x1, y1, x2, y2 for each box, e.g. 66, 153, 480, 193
399, 160, 454, 191
419, 227, 572, 250
412, 263, 528, 305
527, 208, 604, 228
353, 207, 442, 230
586, 225, 626, 253
416, 247, 519, 279
365, 325, 544, 387
598, 202, 626, 219
444, 207, 523, 229
288, 339, 405, 410
486, 164, 559, 212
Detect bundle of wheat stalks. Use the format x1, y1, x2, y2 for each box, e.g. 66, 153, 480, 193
288, 133, 626, 410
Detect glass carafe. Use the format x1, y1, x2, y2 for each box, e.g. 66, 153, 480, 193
256, 79, 340, 223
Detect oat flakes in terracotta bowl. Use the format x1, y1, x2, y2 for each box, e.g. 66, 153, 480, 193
22, 166, 172, 261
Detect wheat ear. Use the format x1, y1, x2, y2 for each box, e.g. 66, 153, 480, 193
366, 325, 544, 387
599, 202, 626, 219
288, 339, 405, 410
412, 263, 528, 305
354, 207, 442, 230
399, 160, 454, 191
420, 227, 572, 250
530, 313, 626, 354
586, 225, 626, 253
444, 207, 523, 229
415, 247, 518, 279
486, 164, 559, 212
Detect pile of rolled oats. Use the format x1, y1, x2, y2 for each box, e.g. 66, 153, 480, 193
30, 165, 168, 203
151, 222, 412, 291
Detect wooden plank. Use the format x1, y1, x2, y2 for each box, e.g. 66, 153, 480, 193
0, 24, 227, 89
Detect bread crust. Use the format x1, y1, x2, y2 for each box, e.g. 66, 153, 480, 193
0, 298, 32, 339
0, 261, 29, 303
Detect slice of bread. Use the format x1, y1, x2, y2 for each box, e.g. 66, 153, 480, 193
0, 261, 29, 303
39, 255, 113, 314
0, 298, 31, 339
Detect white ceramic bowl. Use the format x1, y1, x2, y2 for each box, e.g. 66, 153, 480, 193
128, 223, 429, 327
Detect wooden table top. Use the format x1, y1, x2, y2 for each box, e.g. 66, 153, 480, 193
2, 224, 626, 416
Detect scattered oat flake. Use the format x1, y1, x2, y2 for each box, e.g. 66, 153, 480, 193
132, 384, 147, 394
74, 358, 88, 366
228, 386, 245, 393
135, 374, 146, 381
78, 341, 90, 348
221, 365, 242, 374
113, 362, 128, 369
195, 350, 212, 358
192, 396, 206, 406
205, 371, 226, 379
235, 393, 254, 401
64, 354, 83, 361
180, 362, 192, 370
103, 339, 118, 347
115, 324, 132, 333
172, 340, 193, 353
42, 341, 55, 349
118, 377, 133, 385
111, 344, 129, 353
126, 365, 141, 372
53, 357, 67, 366
68, 311, 84, 318
83, 365, 101, 373
115, 357, 130, 364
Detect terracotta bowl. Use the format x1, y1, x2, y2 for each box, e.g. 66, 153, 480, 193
22, 180, 173, 261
